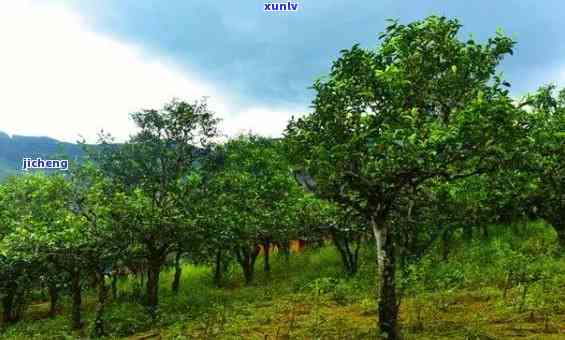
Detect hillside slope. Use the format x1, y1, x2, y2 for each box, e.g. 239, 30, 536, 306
0, 131, 85, 179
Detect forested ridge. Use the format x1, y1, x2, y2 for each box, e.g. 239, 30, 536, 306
0, 16, 564, 339
0, 131, 87, 179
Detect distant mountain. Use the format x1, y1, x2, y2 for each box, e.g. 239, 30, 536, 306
0, 131, 86, 180
0, 131, 224, 181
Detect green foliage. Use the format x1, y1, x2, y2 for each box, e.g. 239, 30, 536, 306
286, 15, 526, 339
0, 14, 564, 340
202, 134, 304, 283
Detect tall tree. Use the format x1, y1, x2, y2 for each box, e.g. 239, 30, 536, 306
286, 16, 523, 339
209, 135, 301, 284
1, 174, 88, 329
520, 86, 565, 246
91, 98, 220, 316
68, 161, 126, 336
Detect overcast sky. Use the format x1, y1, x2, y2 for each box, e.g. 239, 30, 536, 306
1, 0, 564, 143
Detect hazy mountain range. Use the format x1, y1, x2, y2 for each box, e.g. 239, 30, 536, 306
0, 131, 85, 180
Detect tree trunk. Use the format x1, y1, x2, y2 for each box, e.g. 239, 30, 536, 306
335, 238, 351, 274
332, 232, 360, 276
553, 221, 565, 248
353, 238, 361, 274
139, 271, 145, 288
2, 290, 15, 323
235, 246, 260, 285
213, 249, 223, 287
48, 284, 59, 317
263, 240, 271, 273
172, 252, 182, 294
463, 224, 473, 241
480, 224, 489, 240
146, 261, 162, 317
111, 274, 118, 300
70, 269, 83, 330
280, 240, 291, 262
92, 271, 108, 337
441, 229, 451, 261
243, 263, 254, 284
558, 230, 565, 249
372, 217, 400, 340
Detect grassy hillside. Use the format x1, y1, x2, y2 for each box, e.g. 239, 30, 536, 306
1, 221, 564, 339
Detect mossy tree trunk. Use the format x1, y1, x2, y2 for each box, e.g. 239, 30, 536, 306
331, 231, 361, 276
70, 268, 83, 330
263, 240, 271, 273
48, 283, 59, 317
553, 220, 565, 248
171, 251, 182, 294
372, 217, 400, 340
1, 289, 16, 323
235, 245, 261, 285
111, 274, 118, 300
146, 260, 162, 318
213, 249, 224, 287
92, 270, 108, 337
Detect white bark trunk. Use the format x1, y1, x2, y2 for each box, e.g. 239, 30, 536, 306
371, 216, 386, 271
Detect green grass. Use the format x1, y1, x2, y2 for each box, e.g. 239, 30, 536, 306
2, 221, 565, 339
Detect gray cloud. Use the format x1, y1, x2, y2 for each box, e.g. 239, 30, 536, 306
64, 0, 565, 108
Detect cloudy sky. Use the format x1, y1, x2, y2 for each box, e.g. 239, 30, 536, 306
1, 0, 564, 143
